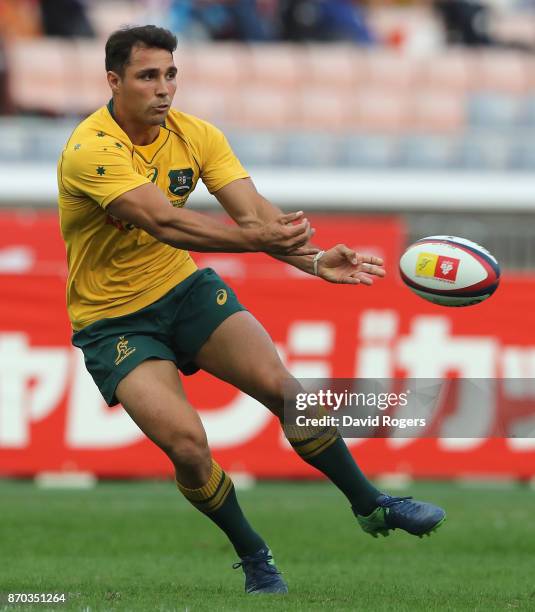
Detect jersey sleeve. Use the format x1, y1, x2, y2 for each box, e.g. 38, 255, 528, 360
199, 123, 249, 194
60, 139, 151, 209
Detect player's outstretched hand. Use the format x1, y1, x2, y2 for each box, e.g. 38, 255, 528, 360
317, 244, 386, 285
255, 211, 319, 256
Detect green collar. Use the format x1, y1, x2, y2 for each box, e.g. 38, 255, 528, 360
107, 98, 166, 128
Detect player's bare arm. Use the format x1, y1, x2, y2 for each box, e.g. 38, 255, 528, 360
215, 177, 386, 285
107, 182, 319, 255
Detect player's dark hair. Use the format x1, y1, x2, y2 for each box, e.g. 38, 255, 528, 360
105, 25, 177, 75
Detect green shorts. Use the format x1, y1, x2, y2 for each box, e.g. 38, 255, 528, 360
72, 268, 246, 407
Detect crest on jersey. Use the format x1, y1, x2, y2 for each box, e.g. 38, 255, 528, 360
168, 168, 194, 197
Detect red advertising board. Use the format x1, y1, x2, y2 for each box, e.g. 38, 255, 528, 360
1, 211, 534, 479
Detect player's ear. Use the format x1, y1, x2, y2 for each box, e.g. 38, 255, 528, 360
107, 70, 121, 93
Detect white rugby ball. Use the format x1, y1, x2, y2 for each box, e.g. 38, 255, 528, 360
399, 236, 500, 307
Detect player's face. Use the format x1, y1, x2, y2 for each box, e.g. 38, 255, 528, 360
113, 45, 177, 125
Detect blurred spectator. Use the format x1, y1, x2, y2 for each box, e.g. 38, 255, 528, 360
0, 37, 11, 114
434, 0, 535, 50
39, 0, 95, 38
0, 0, 42, 39
159, 0, 277, 41
280, 0, 377, 44
434, 0, 492, 45
0, 0, 40, 115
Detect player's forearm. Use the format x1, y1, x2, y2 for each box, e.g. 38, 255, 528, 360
108, 184, 314, 255
155, 207, 258, 253
272, 249, 317, 275
237, 197, 318, 275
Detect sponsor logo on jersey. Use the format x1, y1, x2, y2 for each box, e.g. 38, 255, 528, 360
168, 168, 194, 197
216, 289, 228, 305
115, 336, 136, 365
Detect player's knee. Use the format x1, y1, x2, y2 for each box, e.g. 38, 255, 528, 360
165, 430, 211, 481
257, 368, 289, 416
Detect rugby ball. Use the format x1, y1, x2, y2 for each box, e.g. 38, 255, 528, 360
399, 236, 500, 307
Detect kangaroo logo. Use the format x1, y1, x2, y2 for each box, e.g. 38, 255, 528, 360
115, 336, 136, 365
216, 289, 228, 306
417, 256, 433, 271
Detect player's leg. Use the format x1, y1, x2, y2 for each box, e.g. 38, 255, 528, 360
115, 358, 288, 593
115, 359, 268, 555
194, 311, 446, 536
194, 311, 382, 515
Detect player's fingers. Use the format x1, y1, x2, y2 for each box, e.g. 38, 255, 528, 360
279, 211, 304, 225
286, 225, 316, 250
351, 272, 374, 285
287, 235, 315, 251
339, 244, 358, 265
360, 254, 384, 266
340, 276, 361, 285
284, 226, 309, 250
360, 263, 386, 277
285, 218, 311, 238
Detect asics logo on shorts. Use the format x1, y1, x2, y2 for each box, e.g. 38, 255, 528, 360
115, 336, 136, 365
216, 289, 228, 306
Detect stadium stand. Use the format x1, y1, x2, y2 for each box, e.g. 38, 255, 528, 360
3, 40, 535, 156
2, 0, 535, 270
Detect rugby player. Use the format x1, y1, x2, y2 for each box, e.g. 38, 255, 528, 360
57, 25, 445, 595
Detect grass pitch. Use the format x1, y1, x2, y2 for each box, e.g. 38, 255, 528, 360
1, 479, 534, 611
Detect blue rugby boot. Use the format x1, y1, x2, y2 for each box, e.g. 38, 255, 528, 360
355, 494, 446, 538
233, 546, 288, 594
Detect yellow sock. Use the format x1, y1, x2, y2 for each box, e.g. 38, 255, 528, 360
176, 459, 233, 514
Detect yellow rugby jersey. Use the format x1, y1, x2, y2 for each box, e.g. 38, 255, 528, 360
58, 102, 249, 330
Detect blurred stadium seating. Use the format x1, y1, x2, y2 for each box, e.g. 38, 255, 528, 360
3, 40, 535, 170
1, 0, 535, 272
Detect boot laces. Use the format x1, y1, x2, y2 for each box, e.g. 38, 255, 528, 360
379, 495, 413, 508
233, 554, 280, 575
